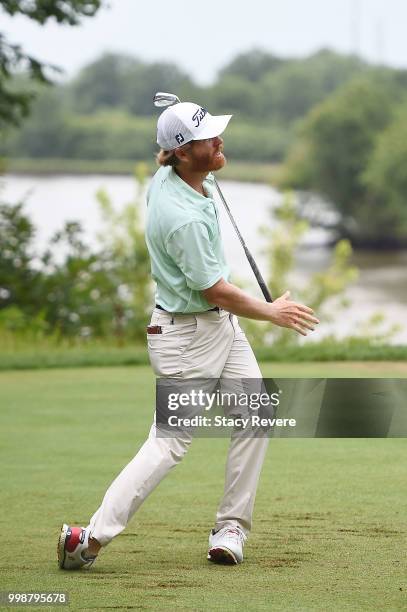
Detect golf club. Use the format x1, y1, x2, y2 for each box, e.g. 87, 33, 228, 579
153, 92, 273, 303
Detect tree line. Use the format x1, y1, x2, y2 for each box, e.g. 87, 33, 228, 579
3, 48, 407, 244
1, 48, 375, 162
2, 0, 407, 245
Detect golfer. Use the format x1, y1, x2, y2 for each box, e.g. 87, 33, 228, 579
58, 100, 319, 568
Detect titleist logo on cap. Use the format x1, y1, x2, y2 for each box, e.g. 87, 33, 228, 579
192, 108, 207, 128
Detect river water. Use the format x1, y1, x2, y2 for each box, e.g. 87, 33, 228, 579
2, 174, 406, 343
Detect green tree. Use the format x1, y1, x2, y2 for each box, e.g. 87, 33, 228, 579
68, 53, 133, 114
259, 50, 366, 123
280, 73, 404, 243
362, 102, 407, 243
2, 84, 70, 156
207, 76, 260, 118
0, 0, 103, 128
69, 53, 194, 116
218, 48, 282, 82
122, 61, 194, 116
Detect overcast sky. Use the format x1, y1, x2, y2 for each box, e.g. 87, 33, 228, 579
2, 0, 407, 83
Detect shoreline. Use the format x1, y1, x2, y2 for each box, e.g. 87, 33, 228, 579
1, 158, 280, 184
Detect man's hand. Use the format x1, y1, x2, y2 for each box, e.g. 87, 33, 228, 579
269, 290, 319, 336
202, 279, 319, 335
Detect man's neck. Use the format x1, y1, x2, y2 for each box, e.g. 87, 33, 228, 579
174, 167, 208, 196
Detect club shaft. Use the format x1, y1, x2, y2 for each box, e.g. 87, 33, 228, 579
213, 177, 273, 303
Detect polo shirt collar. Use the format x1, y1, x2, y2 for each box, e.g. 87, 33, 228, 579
170, 168, 215, 203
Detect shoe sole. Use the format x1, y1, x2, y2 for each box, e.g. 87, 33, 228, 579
57, 523, 69, 569
207, 546, 239, 565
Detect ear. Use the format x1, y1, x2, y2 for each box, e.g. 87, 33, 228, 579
174, 144, 191, 164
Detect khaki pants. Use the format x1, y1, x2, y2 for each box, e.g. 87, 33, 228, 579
89, 308, 269, 545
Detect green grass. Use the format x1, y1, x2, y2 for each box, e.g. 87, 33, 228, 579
1, 341, 407, 371
0, 365, 406, 611
0, 344, 150, 371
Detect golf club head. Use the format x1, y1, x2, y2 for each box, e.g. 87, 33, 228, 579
153, 92, 180, 108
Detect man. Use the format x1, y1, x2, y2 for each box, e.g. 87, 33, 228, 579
58, 100, 319, 569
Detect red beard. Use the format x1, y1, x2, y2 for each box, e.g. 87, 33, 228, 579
189, 148, 226, 173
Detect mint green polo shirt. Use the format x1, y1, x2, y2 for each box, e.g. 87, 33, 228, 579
145, 165, 230, 313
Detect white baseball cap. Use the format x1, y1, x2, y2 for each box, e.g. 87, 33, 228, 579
157, 102, 232, 150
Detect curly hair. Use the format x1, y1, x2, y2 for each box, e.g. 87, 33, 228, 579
156, 149, 180, 167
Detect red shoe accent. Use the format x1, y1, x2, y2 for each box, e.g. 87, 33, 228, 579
65, 527, 84, 553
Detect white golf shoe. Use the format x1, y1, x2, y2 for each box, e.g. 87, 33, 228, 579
57, 524, 97, 570
207, 526, 247, 564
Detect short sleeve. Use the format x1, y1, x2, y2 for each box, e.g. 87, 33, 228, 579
166, 222, 223, 291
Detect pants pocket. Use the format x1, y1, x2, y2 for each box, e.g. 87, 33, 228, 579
147, 319, 199, 377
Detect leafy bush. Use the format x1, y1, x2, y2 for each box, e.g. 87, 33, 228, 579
240, 193, 358, 347
0, 165, 152, 343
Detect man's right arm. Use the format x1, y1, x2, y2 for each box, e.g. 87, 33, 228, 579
202, 279, 319, 337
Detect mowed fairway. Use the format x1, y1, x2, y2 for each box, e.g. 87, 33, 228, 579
0, 364, 406, 611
